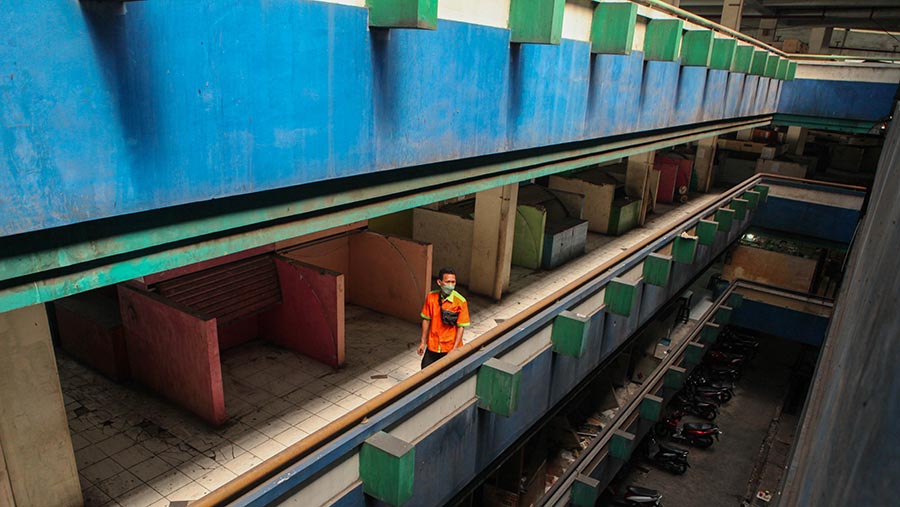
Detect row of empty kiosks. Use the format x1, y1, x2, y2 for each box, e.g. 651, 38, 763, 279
410, 183, 589, 284
52, 223, 433, 424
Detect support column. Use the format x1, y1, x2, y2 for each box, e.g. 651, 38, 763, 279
720, 0, 744, 31
0, 306, 82, 507
786, 126, 809, 156
694, 136, 718, 192
809, 27, 833, 54
625, 151, 656, 225
757, 18, 777, 43
470, 184, 518, 300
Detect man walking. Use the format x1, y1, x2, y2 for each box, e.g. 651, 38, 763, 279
417, 267, 470, 369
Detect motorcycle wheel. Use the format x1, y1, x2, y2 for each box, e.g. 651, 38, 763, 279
720, 391, 733, 403
654, 422, 672, 437
693, 436, 714, 449
670, 463, 688, 475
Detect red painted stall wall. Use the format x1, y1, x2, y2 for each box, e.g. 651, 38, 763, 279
262, 257, 345, 367
118, 285, 226, 425
348, 232, 432, 323
54, 292, 129, 381
281, 237, 351, 301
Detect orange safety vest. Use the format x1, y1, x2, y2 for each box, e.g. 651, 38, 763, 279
420, 290, 470, 353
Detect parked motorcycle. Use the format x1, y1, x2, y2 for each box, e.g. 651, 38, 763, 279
683, 383, 734, 404
606, 485, 664, 506
704, 349, 749, 369
696, 363, 742, 382
669, 422, 721, 449
671, 392, 719, 420
686, 373, 735, 392
641, 436, 690, 475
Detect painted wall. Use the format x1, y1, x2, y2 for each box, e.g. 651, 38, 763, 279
778, 79, 899, 122
262, 257, 345, 367
781, 104, 900, 507
0, 0, 792, 237
752, 196, 861, 244
347, 232, 432, 323
732, 297, 829, 347
117, 284, 226, 424
722, 246, 818, 293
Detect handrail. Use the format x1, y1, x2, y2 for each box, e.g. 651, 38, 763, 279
634, 0, 788, 57
190, 174, 849, 507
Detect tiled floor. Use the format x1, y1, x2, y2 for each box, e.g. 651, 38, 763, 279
60, 192, 724, 506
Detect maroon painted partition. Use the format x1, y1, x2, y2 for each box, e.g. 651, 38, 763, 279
262, 257, 345, 367
54, 292, 129, 381
118, 284, 226, 425
280, 236, 351, 301
348, 232, 432, 323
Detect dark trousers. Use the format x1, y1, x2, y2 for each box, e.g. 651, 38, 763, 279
421, 349, 448, 369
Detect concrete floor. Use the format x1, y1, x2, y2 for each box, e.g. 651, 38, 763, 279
618, 335, 803, 507
58, 192, 724, 507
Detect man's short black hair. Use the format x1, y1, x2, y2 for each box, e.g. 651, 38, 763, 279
437, 267, 456, 281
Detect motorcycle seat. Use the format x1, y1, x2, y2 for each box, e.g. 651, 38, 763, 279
626, 485, 660, 497
659, 445, 688, 456
684, 422, 716, 432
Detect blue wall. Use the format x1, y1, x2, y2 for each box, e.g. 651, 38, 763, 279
778, 78, 899, 122
732, 299, 829, 346
753, 196, 860, 244
0, 1, 874, 237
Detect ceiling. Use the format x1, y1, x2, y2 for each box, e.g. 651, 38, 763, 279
679, 0, 900, 30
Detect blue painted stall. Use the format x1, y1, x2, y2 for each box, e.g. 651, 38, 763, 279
732, 298, 829, 346
752, 196, 860, 244
778, 79, 899, 122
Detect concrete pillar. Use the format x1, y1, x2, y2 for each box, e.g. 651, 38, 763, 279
0, 305, 81, 507
626, 151, 656, 225
757, 18, 777, 43
469, 184, 518, 300
786, 126, 809, 156
720, 0, 744, 31
809, 27, 833, 54
694, 136, 718, 192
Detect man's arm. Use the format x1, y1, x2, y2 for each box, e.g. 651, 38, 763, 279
453, 326, 464, 350
417, 319, 430, 355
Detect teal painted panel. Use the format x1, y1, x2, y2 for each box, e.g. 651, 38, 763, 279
696, 219, 718, 245
604, 278, 637, 316
672, 235, 698, 264
367, 0, 438, 29
551, 311, 591, 358
512, 205, 547, 269
642, 253, 672, 286
360, 432, 416, 505
509, 0, 565, 44
733, 45, 754, 73
710, 38, 737, 71
476, 358, 522, 417
681, 30, 713, 67
644, 19, 683, 62
591, 2, 637, 55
